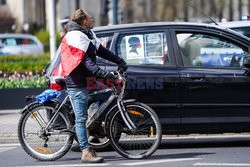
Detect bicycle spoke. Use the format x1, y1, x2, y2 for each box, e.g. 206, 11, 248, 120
19, 104, 74, 161
108, 104, 162, 159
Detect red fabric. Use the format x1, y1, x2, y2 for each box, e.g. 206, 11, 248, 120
50, 83, 63, 91
60, 38, 86, 77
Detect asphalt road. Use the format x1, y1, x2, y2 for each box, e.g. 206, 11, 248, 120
1, 138, 250, 167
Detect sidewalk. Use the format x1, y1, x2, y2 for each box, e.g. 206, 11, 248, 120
0, 109, 20, 144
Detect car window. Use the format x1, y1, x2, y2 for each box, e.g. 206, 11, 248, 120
231, 27, 250, 38
1, 37, 37, 46
99, 36, 112, 49
95, 35, 113, 65
177, 33, 249, 68
117, 32, 170, 66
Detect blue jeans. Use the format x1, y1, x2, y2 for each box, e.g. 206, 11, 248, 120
67, 87, 90, 150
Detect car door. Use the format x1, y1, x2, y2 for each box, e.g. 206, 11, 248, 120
171, 29, 250, 132
16, 37, 39, 54
107, 28, 182, 130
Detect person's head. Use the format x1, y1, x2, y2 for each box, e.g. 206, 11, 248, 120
71, 8, 94, 29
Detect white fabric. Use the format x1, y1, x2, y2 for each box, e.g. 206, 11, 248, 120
65, 31, 90, 52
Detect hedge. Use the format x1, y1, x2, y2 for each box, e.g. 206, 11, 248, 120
0, 76, 48, 89
0, 54, 50, 74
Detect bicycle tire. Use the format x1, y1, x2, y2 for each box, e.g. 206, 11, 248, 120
18, 102, 74, 161
106, 102, 162, 159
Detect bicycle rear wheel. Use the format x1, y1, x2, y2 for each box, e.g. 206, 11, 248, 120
106, 102, 162, 159
18, 102, 74, 161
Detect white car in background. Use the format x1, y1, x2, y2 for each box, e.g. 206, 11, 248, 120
0, 34, 44, 55
217, 21, 250, 38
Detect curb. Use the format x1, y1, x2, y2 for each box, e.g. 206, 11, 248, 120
1, 133, 250, 145
0, 133, 19, 144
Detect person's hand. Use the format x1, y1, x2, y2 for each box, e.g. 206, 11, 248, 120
118, 59, 128, 72
105, 72, 117, 80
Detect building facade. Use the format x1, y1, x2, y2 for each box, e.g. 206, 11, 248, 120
0, 0, 249, 33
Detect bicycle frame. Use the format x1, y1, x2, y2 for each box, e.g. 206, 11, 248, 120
44, 71, 136, 132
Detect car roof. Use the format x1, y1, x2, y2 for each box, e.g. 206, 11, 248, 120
93, 22, 222, 31
217, 21, 250, 28
0, 33, 38, 39
93, 22, 250, 45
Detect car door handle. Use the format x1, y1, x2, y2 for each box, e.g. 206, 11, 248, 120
186, 74, 205, 81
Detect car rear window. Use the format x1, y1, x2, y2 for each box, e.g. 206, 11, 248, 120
1, 37, 37, 46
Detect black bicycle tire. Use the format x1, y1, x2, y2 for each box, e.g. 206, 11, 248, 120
106, 102, 162, 159
18, 102, 74, 161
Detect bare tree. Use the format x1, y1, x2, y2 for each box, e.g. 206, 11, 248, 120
209, 0, 217, 17
122, 0, 134, 23
201, 0, 205, 11
171, 0, 177, 21
218, 0, 225, 21
249, 0, 250, 13
183, 0, 189, 21
229, 0, 233, 21
239, 0, 243, 20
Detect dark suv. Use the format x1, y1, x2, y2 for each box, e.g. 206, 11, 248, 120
93, 22, 250, 135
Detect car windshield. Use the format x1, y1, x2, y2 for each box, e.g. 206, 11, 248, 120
231, 27, 250, 38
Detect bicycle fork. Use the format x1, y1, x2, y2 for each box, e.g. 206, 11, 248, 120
117, 98, 136, 130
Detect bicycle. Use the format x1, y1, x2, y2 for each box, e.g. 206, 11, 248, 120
17, 71, 162, 161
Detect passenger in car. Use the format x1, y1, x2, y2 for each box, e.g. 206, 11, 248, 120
179, 39, 201, 66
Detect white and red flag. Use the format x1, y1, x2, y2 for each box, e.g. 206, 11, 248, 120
47, 30, 100, 90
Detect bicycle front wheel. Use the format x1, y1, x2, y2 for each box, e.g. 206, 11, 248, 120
106, 102, 162, 159
18, 102, 74, 161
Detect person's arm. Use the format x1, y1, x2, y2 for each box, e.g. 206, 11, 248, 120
97, 45, 128, 71
90, 30, 127, 71
96, 45, 122, 64
82, 54, 115, 79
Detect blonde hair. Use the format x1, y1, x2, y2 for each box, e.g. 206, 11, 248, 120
71, 8, 88, 25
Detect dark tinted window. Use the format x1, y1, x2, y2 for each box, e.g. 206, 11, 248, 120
231, 27, 250, 38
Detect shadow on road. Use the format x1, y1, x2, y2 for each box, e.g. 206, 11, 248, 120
159, 137, 250, 149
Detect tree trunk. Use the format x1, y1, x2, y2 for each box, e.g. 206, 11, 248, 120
229, 0, 233, 21
123, 0, 134, 23
172, 0, 177, 21
183, 0, 189, 21
249, 0, 250, 14
209, 0, 217, 17
238, 0, 242, 20
218, 0, 225, 21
